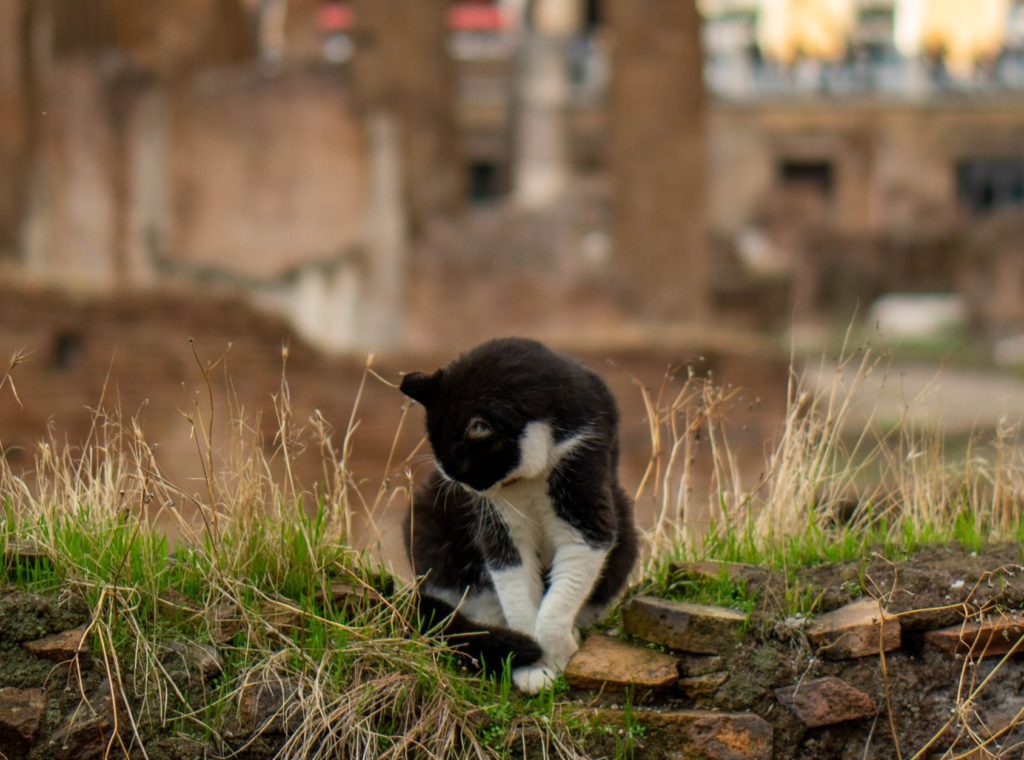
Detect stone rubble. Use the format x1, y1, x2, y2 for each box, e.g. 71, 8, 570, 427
231, 678, 299, 736
670, 560, 770, 589
260, 595, 304, 635
23, 625, 90, 662
0, 687, 47, 751
49, 679, 119, 760
589, 706, 773, 760
806, 598, 901, 659
924, 612, 1024, 657
156, 588, 201, 625
6, 557, 1024, 757
3, 540, 50, 569
678, 670, 730, 697
623, 596, 748, 654
775, 676, 877, 728
564, 634, 679, 691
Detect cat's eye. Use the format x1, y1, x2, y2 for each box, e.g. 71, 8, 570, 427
465, 417, 493, 440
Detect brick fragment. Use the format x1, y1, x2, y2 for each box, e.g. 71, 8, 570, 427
776, 677, 876, 727
0, 687, 46, 751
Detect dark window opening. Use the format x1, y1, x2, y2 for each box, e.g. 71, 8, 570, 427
583, 0, 602, 31
468, 160, 502, 203
957, 157, 1024, 215
53, 331, 83, 371
778, 159, 835, 199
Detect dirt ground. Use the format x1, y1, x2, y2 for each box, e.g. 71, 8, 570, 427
578, 543, 1024, 759
5, 544, 1024, 758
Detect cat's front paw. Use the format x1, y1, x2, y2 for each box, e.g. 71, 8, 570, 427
512, 665, 558, 694
536, 627, 579, 670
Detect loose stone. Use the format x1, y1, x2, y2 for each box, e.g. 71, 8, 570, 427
23, 625, 90, 662
775, 677, 876, 727
156, 589, 201, 625
678, 671, 730, 698
924, 612, 1024, 657
0, 687, 47, 751
564, 634, 679, 691
50, 680, 118, 760
623, 596, 747, 654
588, 707, 772, 760
806, 598, 900, 659
3, 540, 50, 569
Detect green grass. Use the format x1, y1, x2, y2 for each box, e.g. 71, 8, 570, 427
3, 502, 589, 758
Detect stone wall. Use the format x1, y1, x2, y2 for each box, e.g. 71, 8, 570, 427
166, 68, 367, 279
16, 62, 369, 289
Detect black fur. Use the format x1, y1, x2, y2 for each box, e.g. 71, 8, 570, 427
401, 338, 638, 670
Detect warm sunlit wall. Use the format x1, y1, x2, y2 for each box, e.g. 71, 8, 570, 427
757, 0, 856, 62
895, 0, 1010, 75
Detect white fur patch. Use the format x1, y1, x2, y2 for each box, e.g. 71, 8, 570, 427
493, 421, 590, 486
441, 419, 607, 691
515, 421, 553, 479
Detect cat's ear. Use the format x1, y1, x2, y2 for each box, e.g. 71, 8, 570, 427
400, 370, 443, 408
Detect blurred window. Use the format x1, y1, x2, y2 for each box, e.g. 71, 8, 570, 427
778, 159, 835, 199
957, 158, 1024, 214
584, 0, 603, 32
468, 161, 503, 203
53, 331, 83, 372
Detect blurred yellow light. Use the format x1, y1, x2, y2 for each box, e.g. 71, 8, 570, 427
758, 0, 857, 63
895, 0, 1009, 75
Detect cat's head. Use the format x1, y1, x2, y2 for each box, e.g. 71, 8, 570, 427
400, 340, 565, 493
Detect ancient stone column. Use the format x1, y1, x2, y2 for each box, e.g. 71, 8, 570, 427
513, 0, 578, 209
361, 113, 407, 350
351, 0, 462, 235
608, 0, 710, 320
0, 0, 29, 261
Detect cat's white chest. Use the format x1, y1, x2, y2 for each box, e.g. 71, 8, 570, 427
483, 420, 589, 566
492, 477, 573, 567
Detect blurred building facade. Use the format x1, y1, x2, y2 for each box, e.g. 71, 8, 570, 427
695, 0, 1024, 326
3, 0, 1024, 345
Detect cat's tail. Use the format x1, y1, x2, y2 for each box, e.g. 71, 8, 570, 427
416, 595, 543, 673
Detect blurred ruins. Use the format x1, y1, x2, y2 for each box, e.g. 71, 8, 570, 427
2, 0, 1024, 547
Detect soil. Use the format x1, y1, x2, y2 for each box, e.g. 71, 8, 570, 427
0, 585, 291, 759
4, 543, 1024, 759
574, 543, 1024, 759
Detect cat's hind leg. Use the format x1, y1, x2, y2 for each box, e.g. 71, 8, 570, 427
417, 591, 541, 672
426, 585, 507, 628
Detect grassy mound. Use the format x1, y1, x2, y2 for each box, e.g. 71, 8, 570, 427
2, 344, 1024, 758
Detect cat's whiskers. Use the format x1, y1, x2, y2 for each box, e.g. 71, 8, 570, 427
489, 490, 537, 527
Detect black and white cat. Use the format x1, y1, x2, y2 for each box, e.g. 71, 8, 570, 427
400, 338, 638, 693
